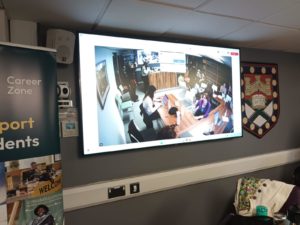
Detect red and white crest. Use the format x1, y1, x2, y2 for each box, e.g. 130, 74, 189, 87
241, 62, 280, 138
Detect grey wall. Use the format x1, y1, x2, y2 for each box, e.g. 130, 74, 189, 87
64, 163, 299, 225
56, 39, 300, 225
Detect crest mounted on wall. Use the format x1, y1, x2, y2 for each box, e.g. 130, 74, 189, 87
241, 62, 280, 138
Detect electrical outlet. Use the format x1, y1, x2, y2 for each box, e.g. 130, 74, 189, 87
130, 182, 140, 194
108, 185, 125, 198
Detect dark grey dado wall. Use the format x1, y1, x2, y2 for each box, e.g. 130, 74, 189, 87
56, 38, 300, 225
65, 164, 299, 225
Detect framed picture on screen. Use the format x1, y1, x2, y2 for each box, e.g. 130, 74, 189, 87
96, 60, 110, 109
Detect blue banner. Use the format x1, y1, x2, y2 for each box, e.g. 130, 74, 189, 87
0, 43, 60, 161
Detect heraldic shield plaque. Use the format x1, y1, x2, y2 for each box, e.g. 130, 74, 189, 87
241, 62, 280, 138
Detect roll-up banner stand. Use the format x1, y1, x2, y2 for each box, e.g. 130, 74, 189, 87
0, 42, 63, 225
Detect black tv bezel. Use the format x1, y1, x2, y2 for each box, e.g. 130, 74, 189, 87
77, 31, 243, 156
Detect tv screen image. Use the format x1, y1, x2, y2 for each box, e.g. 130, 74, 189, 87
78, 33, 242, 155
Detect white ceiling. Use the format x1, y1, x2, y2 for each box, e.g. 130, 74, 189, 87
2, 0, 300, 53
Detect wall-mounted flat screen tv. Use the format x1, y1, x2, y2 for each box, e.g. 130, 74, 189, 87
78, 33, 242, 155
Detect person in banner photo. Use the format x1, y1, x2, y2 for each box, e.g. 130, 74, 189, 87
7, 191, 64, 225
28, 204, 55, 225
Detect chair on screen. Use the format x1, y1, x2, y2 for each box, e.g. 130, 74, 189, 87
115, 91, 133, 121
128, 120, 156, 143
118, 84, 131, 102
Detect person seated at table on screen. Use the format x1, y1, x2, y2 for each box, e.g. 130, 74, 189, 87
156, 125, 176, 140
193, 92, 211, 119
196, 69, 205, 82
219, 82, 229, 98
142, 85, 161, 121
177, 75, 187, 88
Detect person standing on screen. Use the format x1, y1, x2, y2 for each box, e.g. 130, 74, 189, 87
126, 61, 139, 102
219, 82, 229, 98
193, 92, 211, 119
141, 60, 151, 92
28, 204, 55, 225
142, 85, 161, 124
